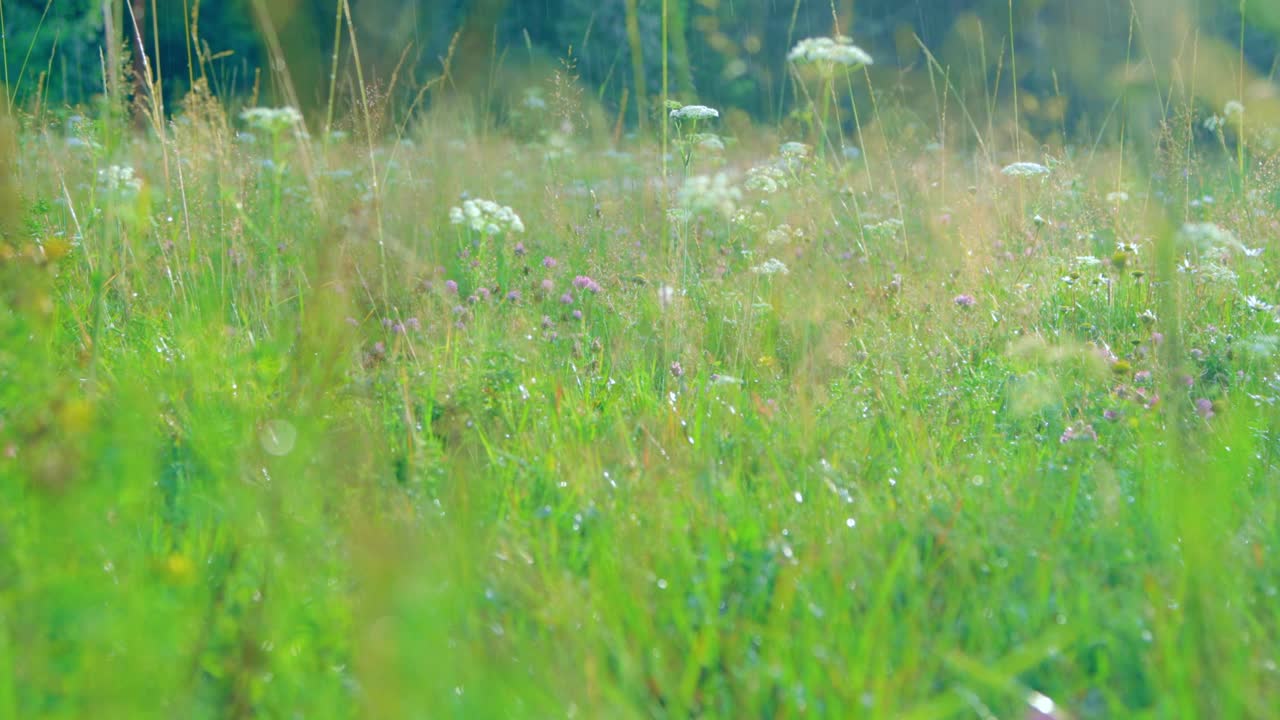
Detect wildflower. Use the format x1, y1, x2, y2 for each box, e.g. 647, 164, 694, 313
559, 292, 574, 305
670, 361, 684, 378
1195, 398, 1215, 419
678, 173, 742, 219
572, 309, 583, 320
1246, 295, 1273, 312
572, 275, 601, 293
1000, 161, 1051, 177
240, 106, 304, 134
1204, 114, 1225, 132
1224, 100, 1245, 119
658, 285, 675, 309
449, 198, 525, 235
751, 258, 790, 275
98, 164, 143, 196
406, 317, 421, 332
1103, 409, 1120, 422
765, 224, 800, 245
1060, 422, 1097, 443
779, 141, 811, 158
1074, 255, 1102, 268
1178, 222, 1238, 252
670, 104, 720, 122
787, 36, 873, 68
695, 134, 726, 152
954, 294, 976, 307
542, 256, 558, 268
1106, 191, 1130, 204
506, 290, 521, 302
444, 280, 459, 294
744, 164, 789, 194
540, 278, 555, 293
513, 242, 526, 256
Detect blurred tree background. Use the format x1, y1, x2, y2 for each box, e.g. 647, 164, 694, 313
0, 0, 1276, 138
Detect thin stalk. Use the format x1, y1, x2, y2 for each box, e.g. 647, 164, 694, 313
1008, 0, 1021, 160
0, 0, 9, 112
324, 0, 344, 142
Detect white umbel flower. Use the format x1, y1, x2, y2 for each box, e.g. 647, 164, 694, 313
678, 173, 742, 219
240, 106, 304, 134
670, 104, 720, 121
449, 197, 525, 235
98, 164, 142, 196
751, 258, 790, 275
788, 36, 873, 67
1000, 161, 1051, 177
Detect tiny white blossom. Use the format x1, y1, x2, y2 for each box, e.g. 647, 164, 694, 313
1106, 191, 1130, 204
1224, 100, 1245, 118
1074, 255, 1102, 268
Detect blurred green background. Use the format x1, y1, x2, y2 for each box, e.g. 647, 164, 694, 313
2, 0, 1276, 132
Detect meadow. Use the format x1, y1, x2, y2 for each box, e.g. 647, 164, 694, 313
2, 14, 1280, 719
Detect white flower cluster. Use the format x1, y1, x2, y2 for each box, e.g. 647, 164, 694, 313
751, 258, 790, 275
1000, 161, 1051, 178
787, 36, 873, 68
98, 164, 142, 196
677, 173, 742, 219
240, 106, 304, 134
670, 104, 720, 122
779, 141, 811, 159
1178, 222, 1260, 256
449, 198, 526, 235
744, 164, 791, 194
863, 217, 904, 240
765, 223, 804, 245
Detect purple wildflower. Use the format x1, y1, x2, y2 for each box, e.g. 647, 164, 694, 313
514, 242, 526, 256
572, 309, 583, 321
572, 275, 601, 293
406, 317, 421, 332
541, 278, 555, 293
542, 256, 558, 269
506, 290, 521, 302
1103, 409, 1119, 422
1060, 422, 1097, 443
444, 279, 459, 294
560, 292, 574, 305
477, 287, 491, 301
670, 361, 684, 378
954, 294, 976, 307
1195, 398, 1215, 418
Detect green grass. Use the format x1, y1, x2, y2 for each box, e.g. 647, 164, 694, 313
2, 29, 1280, 720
